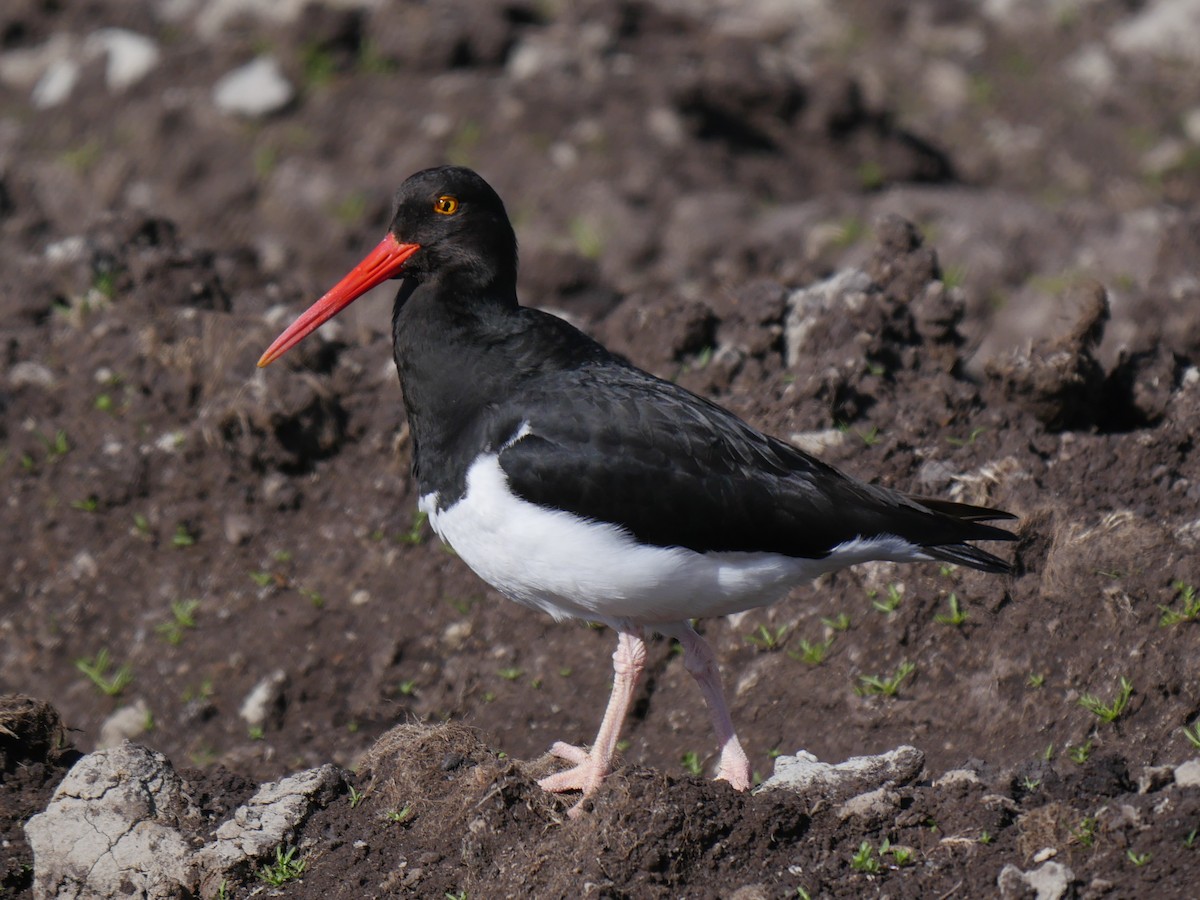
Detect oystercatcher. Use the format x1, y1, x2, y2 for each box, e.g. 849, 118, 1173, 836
259, 166, 1015, 816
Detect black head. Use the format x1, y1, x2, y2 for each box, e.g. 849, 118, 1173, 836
258, 166, 518, 367
387, 166, 518, 294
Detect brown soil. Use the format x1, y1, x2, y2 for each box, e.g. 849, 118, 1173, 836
3, 1, 1200, 897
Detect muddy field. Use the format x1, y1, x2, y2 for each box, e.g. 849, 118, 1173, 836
3, 1, 1200, 897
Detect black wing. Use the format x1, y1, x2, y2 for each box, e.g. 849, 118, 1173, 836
496, 363, 1015, 571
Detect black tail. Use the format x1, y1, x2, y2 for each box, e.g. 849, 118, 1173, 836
911, 496, 1017, 575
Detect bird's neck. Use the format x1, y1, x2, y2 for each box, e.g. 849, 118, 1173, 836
390, 278, 523, 496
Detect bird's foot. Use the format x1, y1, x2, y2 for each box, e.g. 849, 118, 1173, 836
537, 741, 607, 818
713, 741, 752, 792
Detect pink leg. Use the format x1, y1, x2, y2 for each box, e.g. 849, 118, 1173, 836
538, 628, 646, 817
665, 623, 751, 791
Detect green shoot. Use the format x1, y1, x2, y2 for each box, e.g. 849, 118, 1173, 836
1078, 676, 1133, 724
399, 510, 428, 545
1068, 740, 1093, 764
978, 830, 992, 845
1126, 849, 1151, 867
788, 636, 834, 666
1041, 742, 1055, 762
75, 649, 133, 697
1072, 817, 1096, 848
856, 661, 915, 697
681, 751, 703, 776
1182, 722, 1200, 749
745, 624, 789, 651
1159, 581, 1200, 626
156, 599, 200, 645
946, 426, 987, 447
821, 613, 851, 632
497, 667, 523, 681
348, 785, 365, 808
397, 680, 417, 696
870, 583, 903, 614
385, 805, 414, 824
256, 845, 306, 886
850, 840, 880, 873
934, 593, 967, 626
171, 524, 196, 548
249, 570, 274, 587
1027, 673, 1046, 689
71, 496, 99, 513
1021, 776, 1041, 792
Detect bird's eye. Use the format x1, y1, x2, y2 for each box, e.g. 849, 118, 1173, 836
434, 195, 459, 215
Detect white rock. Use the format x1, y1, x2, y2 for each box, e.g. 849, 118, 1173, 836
25, 744, 198, 899
84, 28, 160, 91
784, 269, 873, 367
1063, 43, 1117, 94
98, 699, 151, 748
31, 58, 79, 109
0, 33, 72, 88
239, 669, 288, 728
758, 745, 924, 798
1111, 0, 1200, 63
1173, 758, 1200, 787
8, 361, 56, 388
213, 56, 294, 118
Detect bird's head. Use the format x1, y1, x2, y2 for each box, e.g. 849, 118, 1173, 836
258, 165, 516, 368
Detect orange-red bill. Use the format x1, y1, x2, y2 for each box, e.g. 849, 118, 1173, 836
257, 234, 420, 367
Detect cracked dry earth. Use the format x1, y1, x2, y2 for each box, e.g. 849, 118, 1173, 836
4, 0, 1200, 898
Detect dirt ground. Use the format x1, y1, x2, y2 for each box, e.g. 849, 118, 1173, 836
3, 1, 1200, 897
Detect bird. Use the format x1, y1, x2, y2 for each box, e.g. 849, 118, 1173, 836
258, 165, 1016, 817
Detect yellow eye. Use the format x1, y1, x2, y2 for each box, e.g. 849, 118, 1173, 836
434, 195, 459, 215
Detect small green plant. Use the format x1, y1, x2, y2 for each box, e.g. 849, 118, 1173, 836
855, 426, 881, 447
1027, 672, 1046, 689
681, 751, 703, 776
172, 524, 196, 548
850, 840, 881, 874
347, 785, 365, 808
257, 844, 306, 886
745, 624, 789, 651
248, 725, 265, 741
399, 510, 428, 545
821, 613, 851, 631
1185, 828, 1197, 849
156, 599, 200, 645
1021, 776, 1041, 793
300, 587, 325, 608
75, 649, 133, 697
870, 583, 904, 614
568, 217, 605, 260
1126, 849, 1151, 867
71, 496, 99, 513
301, 43, 337, 86
934, 593, 967, 626
133, 513, 151, 537
1182, 722, 1200, 749
796, 887, 813, 900
385, 805, 414, 824
856, 661, 915, 697
249, 570, 274, 587
946, 426, 987, 447
94, 392, 115, 412
1078, 676, 1133, 724
445, 892, 468, 900
397, 679, 417, 696
789, 636, 834, 666
1071, 816, 1097, 848
883, 839, 914, 867
1042, 742, 1055, 762
39, 429, 70, 460
978, 830, 993, 845
498, 667, 523, 681
1159, 581, 1200, 626
1068, 740, 1093, 765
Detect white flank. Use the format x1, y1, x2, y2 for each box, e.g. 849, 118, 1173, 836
421, 448, 929, 628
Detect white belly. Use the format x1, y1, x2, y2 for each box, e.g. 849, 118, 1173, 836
421, 453, 926, 628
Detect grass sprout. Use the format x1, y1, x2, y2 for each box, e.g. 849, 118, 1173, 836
1078, 676, 1133, 724
856, 661, 915, 697
75, 649, 133, 697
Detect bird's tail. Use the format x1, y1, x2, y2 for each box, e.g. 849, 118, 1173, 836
910, 496, 1017, 575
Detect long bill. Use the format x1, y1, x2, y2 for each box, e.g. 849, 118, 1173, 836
257, 234, 420, 367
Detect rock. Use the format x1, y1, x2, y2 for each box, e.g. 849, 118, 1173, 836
1173, 758, 1200, 787
98, 699, 151, 748
1138, 764, 1175, 793
837, 786, 901, 825
25, 743, 199, 900
192, 765, 343, 895
997, 860, 1076, 900
1111, 0, 1200, 64
31, 58, 79, 109
934, 768, 982, 788
239, 669, 288, 729
8, 361, 56, 388
758, 745, 924, 805
213, 56, 294, 118
784, 268, 873, 367
84, 29, 160, 91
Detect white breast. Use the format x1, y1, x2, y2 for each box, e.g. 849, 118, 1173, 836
421, 452, 929, 629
